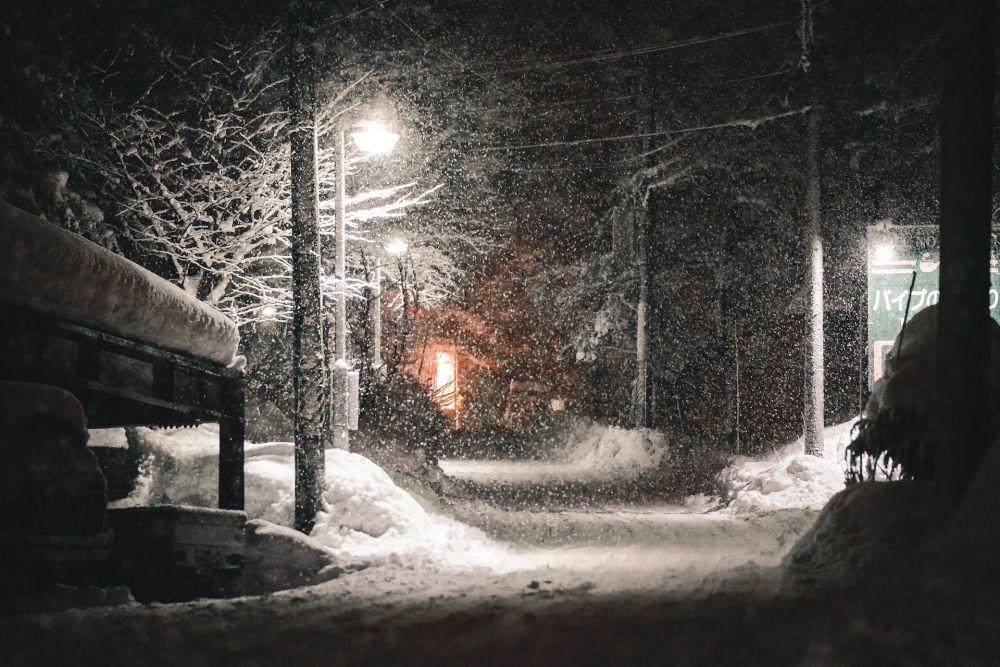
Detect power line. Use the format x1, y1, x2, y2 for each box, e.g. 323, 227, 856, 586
380, 4, 533, 106
472, 105, 813, 152
490, 21, 793, 74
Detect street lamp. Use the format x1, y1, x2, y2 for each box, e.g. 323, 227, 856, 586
330, 112, 400, 450
351, 121, 400, 155
384, 238, 409, 256
874, 243, 896, 262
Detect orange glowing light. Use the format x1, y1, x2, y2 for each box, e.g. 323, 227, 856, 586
434, 351, 456, 411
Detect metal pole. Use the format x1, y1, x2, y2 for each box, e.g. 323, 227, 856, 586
803, 108, 825, 457
331, 123, 350, 450
288, 0, 326, 532
371, 260, 383, 374
634, 56, 655, 430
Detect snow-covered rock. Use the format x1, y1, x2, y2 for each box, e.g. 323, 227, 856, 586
240, 519, 359, 595
0, 199, 240, 366
0, 381, 87, 434
866, 304, 1000, 422
0, 383, 106, 535
781, 480, 933, 589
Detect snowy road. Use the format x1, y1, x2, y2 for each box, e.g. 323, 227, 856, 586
0, 439, 843, 666
11, 446, 986, 666
436, 457, 820, 594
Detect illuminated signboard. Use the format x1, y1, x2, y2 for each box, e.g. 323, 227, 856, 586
867, 223, 1000, 386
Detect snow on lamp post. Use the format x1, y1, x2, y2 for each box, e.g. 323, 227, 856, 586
330, 114, 401, 450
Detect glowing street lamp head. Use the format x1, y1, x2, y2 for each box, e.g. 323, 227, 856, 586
874, 243, 895, 262
260, 304, 277, 319
350, 120, 400, 155
384, 239, 409, 256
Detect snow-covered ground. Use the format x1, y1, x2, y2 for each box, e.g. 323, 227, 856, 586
113, 421, 855, 598
439, 421, 667, 484
5, 419, 936, 665
715, 419, 858, 514
121, 426, 508, 571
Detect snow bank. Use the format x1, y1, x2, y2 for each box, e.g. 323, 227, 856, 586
557, 422, 667, 472
442, 421, 669, 485
121, 427, 508, 570
0, 200, 240, 366
782, 480, 932, 588
240, 519, 358, 595
716, 420, 858, 514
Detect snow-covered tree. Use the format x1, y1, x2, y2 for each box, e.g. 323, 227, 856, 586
12, 24, 443, 327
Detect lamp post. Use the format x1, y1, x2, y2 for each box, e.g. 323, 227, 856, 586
330, 117, 400, 450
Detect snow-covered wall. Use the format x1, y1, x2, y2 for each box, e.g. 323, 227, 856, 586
0, 200, 240, 366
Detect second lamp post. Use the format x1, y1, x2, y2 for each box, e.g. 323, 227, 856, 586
331, 117, 400, 449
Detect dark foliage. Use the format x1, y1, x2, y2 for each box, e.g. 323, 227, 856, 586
360, 372, 449, 454
845, 408, 933, 483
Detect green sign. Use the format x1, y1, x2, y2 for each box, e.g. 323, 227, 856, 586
867, 223, 1000, 387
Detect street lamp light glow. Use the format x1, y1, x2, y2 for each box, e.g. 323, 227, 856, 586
874, 243, 895, 262
351, 121, 400, 155
384, 239, 409, 256
260, 304, 277, 319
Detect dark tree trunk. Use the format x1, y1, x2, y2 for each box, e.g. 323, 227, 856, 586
288, 1, 327, 534
935, 0, 995, 518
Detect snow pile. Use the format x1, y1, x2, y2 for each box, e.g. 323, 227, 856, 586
121, 426, 508, 570
716, 420, 858, 514
441, 421, 668, 485
782, 480, 933, 589
0, 199, 240, 366
556, 421, 667, 473
240, 519, 358, 595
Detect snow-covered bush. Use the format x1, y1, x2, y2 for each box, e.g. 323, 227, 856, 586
847, 305, 1000, 481
360, 373, 450, 454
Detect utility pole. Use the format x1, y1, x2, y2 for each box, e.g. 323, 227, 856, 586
288, 0, 326, 532
799, 0, 824, 457
803, 109, 825, 456
634, 57, 656, 430
331, 123, 350, 450
935, 0, 995, 519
